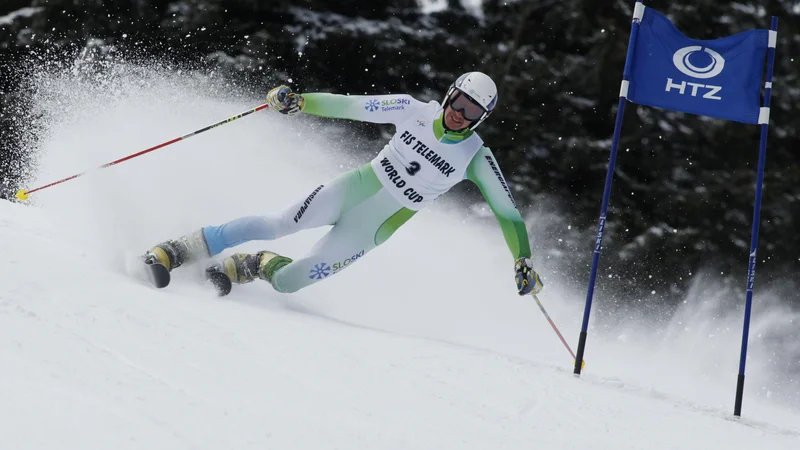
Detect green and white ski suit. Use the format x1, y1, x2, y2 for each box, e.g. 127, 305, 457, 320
201, 93, 531, 292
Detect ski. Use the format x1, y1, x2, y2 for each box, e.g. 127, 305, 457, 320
144, 259, 171, 289
141, 255, 232, 297
205, 266, 233, 297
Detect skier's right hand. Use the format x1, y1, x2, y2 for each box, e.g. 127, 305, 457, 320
515, 257, 543, 296
267, 85, 305, 116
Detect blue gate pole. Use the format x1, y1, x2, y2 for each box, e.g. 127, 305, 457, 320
734, 17, 778, 417
574, 0, 645, 375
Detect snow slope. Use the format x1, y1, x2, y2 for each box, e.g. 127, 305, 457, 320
1, 64, 798, 449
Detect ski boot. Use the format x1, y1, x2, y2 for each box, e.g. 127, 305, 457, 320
143, 229, 211, 288
205, 251, 292, 296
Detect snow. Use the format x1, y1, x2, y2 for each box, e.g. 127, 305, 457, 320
420, 0, 485, 17
286, 7, 437, 42
0, 7, 43, 26
1, 64, 798, 449
3, 201, 799, 449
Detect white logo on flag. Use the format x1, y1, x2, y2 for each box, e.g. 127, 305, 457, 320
672, 46, 725, 79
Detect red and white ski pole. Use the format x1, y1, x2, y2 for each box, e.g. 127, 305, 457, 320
15, 103, 270, 201
533, 294, 585, 370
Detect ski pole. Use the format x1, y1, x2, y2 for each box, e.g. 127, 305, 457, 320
532, 294, 585, 370
15, 103, 270, 201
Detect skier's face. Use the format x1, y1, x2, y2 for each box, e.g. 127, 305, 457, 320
444, 105, 473, 131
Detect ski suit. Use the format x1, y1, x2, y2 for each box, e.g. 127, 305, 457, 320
201, 93, 531, 293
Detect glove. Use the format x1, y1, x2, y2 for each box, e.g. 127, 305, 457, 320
515, 257, 543, 296
266, 85, 305, 116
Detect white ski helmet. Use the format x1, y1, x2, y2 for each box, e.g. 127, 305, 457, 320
441, 71, 498, 131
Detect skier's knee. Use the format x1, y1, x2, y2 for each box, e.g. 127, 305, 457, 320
236, 215, 284, 240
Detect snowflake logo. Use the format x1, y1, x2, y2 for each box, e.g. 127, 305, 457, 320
365, 99, 380, 112
309, 263, 331, 280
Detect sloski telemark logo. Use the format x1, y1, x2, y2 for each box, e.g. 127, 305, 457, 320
365, 97, 411, 113
380, 98, 410, 112
308, 263, 331, 280
665, 46, 724, 101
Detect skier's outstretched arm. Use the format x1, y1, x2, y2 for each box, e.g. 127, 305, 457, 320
265, 85, 427, 126
466, 146, 543, 295
301, 93, 427, 125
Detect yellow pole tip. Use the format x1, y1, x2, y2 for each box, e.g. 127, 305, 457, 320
15, 189, 29, 201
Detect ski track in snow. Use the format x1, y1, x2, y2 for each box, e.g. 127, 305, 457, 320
2, 70, 799, 449
2, 199, 799, 449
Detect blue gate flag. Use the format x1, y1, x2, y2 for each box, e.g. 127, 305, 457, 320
573, 0, 779, 419
627, 7, 769, 124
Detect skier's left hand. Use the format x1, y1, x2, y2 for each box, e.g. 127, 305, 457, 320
267, 85, 305, 116
515, 257, 543, 296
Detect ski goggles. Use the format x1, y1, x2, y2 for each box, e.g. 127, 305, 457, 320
446, 90, 487, 121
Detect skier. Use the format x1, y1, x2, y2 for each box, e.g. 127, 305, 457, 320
143, 72, 544, 296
